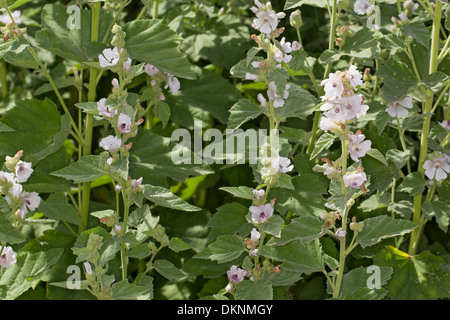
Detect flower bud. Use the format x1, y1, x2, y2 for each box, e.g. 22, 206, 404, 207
289, 10, 303, 29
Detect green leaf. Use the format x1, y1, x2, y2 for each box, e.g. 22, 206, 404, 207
153, 260, 188, 282
128, 205, 159, 242
207, 202, 253, 241
35, 3, 113, 62
154, 101, 171, 129
194, 235, 246, 263
284, 0, 329, 9
111, 280, 152, 300
126, 244, 152, 260
401, 21, 430, 49
129, 129, 213, 186
275, 85, 319, 121
356, 216, 418, 248
0, 98, 69, 164
0, 248, 64, 299
51, 155, 107, 184
143, 184, 201, 212
397, 172, 427, 196
228, 99, 262, 130
338, 265, 393, 300
376, 57, 418, 104
260, 215, 284, 238
0, 215, 26, 244
386, 149, 412, 170
267, 216, 325, 246
234, 280, 273, 300
0, 38, 38, 69
219, 186, 255, 200
260, 239, 325, 275
39, 193, 83, 227
366, 149, 389, 167
309, 133, 335, 160
374, 246, 450, 299
123, 19, 195, 79
422, 201, 450, 232
169, 237, 192, 253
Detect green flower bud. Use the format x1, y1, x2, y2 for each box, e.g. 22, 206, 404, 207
289, 10, 303, 29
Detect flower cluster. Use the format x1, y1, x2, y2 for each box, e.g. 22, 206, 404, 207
0, 151, 40, 223
391, 1, 419, 30
319, 65, 369, 133
250, 1, 285, 37
144, 64, 180, 98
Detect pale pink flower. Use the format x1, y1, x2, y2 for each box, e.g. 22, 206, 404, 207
250, 204, 274, 223
354, 0, 375, 15
100, 135, 122, 153
253, 10, 279, 34
321, 73, 344, 100
348, 133, 372, 162
0, 246, 17, 268
267, 81, 290, 108
272, 155, 294, 173
227, 265, 245, 284
97, 98, 117, 118
343, 172, 367, 189
250, 228, 261, 244
164, 73, 180, 94
423, 155, 450, 181
347, 65, 364, 89
0, 10, 22, 25
99, 47, 120, 68
117, 113, 132, 134
144, 64, 160, 76
385, 97, 413, 118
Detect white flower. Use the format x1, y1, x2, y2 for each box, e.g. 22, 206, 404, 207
253, 189, 265, 200
84, 262, 92, 275
253, 10, 279, 34
250, 228, 261, 244
354, 0, 375, 15
117, 113, 132, 134
227, 265, 246, 284
144, 64, 160, 77
343, 172, 367, 189
347, 65, 364, 89
399, 11, 408, 21
348, 133, 372, 162
267, 81, 290, 108
130, 177, 143, 191
15, 160, 33, 183
335, 228, 346, 239
257, 93, 267, 107
386, 97, 413, 118
100, 135, 122, 153
21, 191, 40, 212
165, 73, 180, 94
7, 183, 23, 202
272, 155, 294, 173
250, 204, 274, 223
319, 116, 340, 133
99, 47, 120, 68
292, 41, 302, 51
423, 155, 450, 181
0, 10, 22, 25
0, 246, 17, 268
280, 37, 292, 54
122, 58, 132, 71
438, 120, 450, 132
245, 72, 258, 81
97, 98, 117, 118
321, 73, 344, 100
0, 171, 16, 185
339, 95, 369, 121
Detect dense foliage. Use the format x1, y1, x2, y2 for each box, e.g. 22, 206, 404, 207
0, 0, 449, 300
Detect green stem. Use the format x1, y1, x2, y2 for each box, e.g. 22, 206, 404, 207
408, 0, 441, 256
80, 2, 101, 232
1, 60, 7, 99
153, 0, 160, 20
396, 118, 411, 174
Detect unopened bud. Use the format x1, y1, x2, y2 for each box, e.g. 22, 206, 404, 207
289, 10, 303, 29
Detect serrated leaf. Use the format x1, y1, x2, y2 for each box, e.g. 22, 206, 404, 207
356, 216, 418, 248
310, 133, 335, 160
0, 215, 26, 244
143, 184, 201, 212
194, 235, 246, 263
39, 193, 83, 227
234, 280, 273, 300
422, 201, 450, 232
397, 172, 427, 196
111, 280, 152, 300
123, 19, 195, 79
267, 216, 325, 246
401, 21, 430, 49
228, 99, 262, 130
219, 186, 255, 200
153, 260, 188, 282
169, 237, 192, 253
51, 155, 107, 184
260, 239, 325, 275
